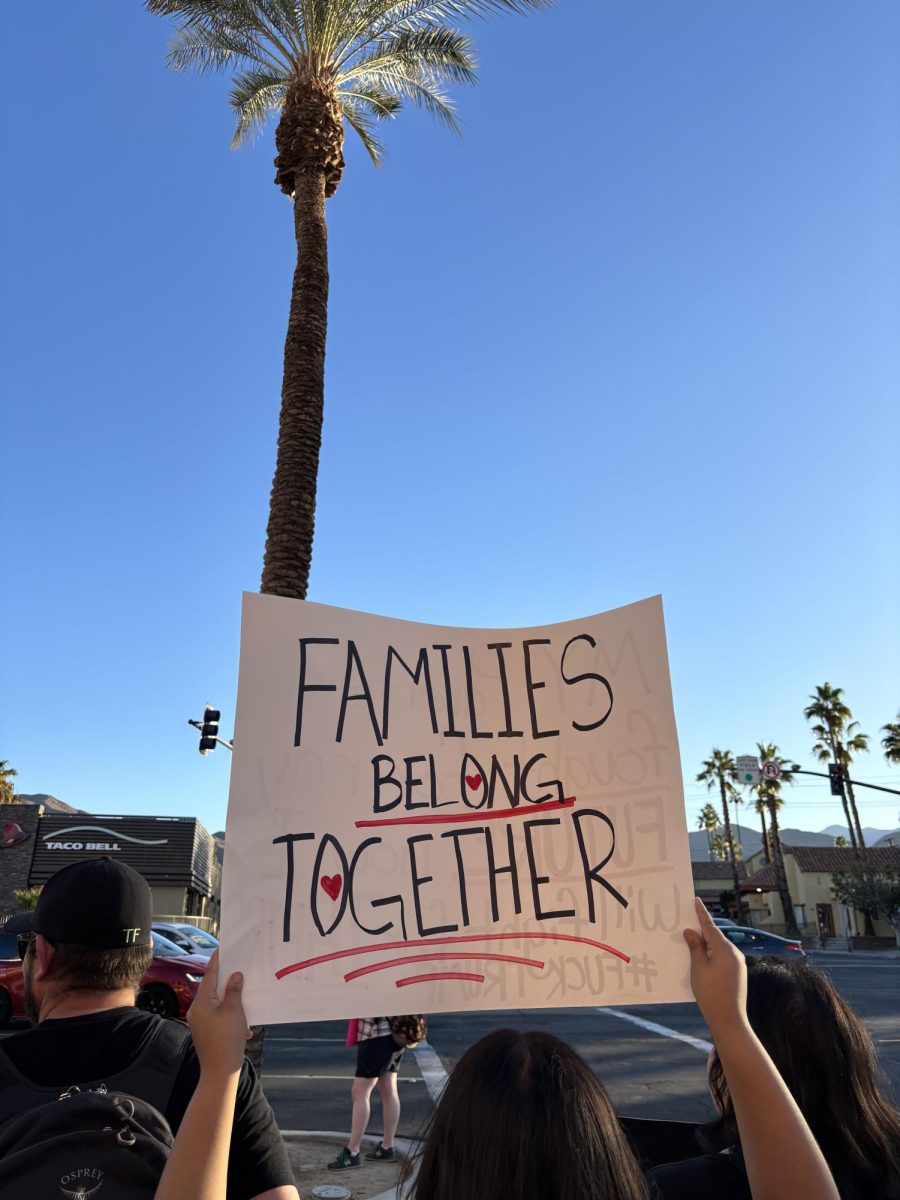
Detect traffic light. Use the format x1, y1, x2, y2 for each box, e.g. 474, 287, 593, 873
199, 706, 220, 756
828, 762, 844, 797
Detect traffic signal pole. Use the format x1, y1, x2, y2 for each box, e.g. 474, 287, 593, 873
787, 766, 900, 796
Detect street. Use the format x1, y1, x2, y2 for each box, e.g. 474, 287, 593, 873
1, 955, 895, 1146
257, 954, 900, 1138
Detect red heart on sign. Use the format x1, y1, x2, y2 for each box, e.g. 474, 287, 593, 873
465, 774, 482, 791
321, 875, 342, 901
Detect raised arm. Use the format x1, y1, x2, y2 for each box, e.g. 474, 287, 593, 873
685, 898, 838, 1200
154, 952, 248, 1200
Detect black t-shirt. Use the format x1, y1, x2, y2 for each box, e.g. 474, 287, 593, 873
0, 1007, 294, 1200
651, 1150, 752, 1200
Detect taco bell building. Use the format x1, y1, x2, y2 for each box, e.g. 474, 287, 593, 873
0, 804, 219, 926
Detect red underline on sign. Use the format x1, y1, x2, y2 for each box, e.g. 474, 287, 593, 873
355, 796, 576, 828
344, 951, 543, 982
396, 971, 484, 988
275, 931, 630, 980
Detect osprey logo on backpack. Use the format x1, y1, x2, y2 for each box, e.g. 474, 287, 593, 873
60, 1168, 104, 1199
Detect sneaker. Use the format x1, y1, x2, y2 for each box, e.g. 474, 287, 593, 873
366, 1143, 398, 1162
327, 1148, 362, 1170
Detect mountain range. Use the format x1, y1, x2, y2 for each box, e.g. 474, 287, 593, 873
689, 824, 900, 860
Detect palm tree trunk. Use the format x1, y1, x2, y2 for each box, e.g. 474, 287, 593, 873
845, 777, 867, 854
842, 771, 874, 932
260, 168, 330, 600
758, 807, 770, 863
767, 803, 800, 938
829, 745, 861, 858
719, 779, 744, 922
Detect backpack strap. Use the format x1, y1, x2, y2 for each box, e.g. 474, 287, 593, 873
0, 1018, 192, 1125
102, 1019, 192, 1113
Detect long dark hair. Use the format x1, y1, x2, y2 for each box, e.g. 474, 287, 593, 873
404, 1028, 650, 1200
705, 956, 900, 1200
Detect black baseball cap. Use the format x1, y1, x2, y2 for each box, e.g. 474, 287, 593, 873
33, 857, 152, 948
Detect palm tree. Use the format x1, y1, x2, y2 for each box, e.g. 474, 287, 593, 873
696, 803, 721, 858
833, 835, 849, 847
697, 749, 745, 921
804, 682, 869, 857
709, 832, 730, 862
882, 712, 900, 765
147, 0, 553, 600
0, 761, 18, 805
752, 743, 799, 938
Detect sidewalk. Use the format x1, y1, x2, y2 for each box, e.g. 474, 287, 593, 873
282, 1132, 413, 1200
807, 947, 900, 961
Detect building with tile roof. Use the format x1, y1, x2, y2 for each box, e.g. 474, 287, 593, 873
691, 859, 748, 916
741, 844, 900, 944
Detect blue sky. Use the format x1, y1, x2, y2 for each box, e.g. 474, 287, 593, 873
2, 1, 898, 840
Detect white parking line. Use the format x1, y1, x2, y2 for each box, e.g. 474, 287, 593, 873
267, 1036, 346, 1043
267, 1080, 427, 1089
596, 1007, 712, 1053
411, 1039, 449, 1103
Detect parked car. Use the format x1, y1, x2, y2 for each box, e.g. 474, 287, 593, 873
151, 922, 219, 959
712, 917, 737, 928
0, 927, 207, 1026
721, 925, 805, 958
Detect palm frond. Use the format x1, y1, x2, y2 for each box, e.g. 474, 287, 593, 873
345, 51, 464, 132
230, 68, 288, 146
341, 85, 403, 118
338, 26, 476, 84
339, 94, 390, 163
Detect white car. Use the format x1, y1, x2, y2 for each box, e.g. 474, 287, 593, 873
151, 922, 219, 959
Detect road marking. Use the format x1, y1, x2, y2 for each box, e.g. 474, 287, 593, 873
412, 1039, 449, 1103
265, 1073, 426, 1083
596, 1007, 712, 1053
267, 1037, 346, 1043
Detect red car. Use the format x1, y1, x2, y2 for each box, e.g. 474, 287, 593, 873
0, 927, 207, 1025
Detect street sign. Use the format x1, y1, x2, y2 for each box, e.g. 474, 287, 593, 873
761, 761, 781, 782
736, 755, 760, 785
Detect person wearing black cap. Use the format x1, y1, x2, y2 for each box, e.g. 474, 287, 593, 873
0, 858, 298, 1200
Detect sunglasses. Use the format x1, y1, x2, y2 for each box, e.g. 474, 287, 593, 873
17, 933, 37, 961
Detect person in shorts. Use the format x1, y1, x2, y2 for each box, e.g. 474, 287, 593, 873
328, 1017, 404, 1170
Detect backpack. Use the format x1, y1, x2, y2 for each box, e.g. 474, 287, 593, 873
389, 1014, 427, 1048
0, 1018, 190, 1197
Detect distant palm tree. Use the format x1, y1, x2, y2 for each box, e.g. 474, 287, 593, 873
697, 803, 721, 858
13, 887, 40, 912
804, 682, 869, 857
697, 749, 745, 921
882, 712, 900, 765
0, 761, 18, 805
146, 0, 553, 600
708, 832, 730, 862
752, 743, 799, 938
833, 834, 849, 847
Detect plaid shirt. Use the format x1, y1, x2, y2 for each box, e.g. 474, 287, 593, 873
357, 1017, 391, 1042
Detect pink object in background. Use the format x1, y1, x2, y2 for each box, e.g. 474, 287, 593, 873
345, 1019, 359, 1047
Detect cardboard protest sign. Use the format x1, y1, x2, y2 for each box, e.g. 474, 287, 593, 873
220, 593, 695, 1024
